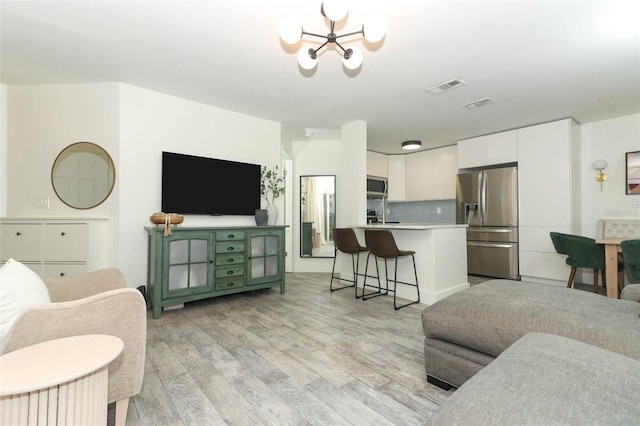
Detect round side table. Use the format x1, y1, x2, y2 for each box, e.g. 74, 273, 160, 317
0, 334, 124, 425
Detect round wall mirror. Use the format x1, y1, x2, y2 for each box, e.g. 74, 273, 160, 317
51, 142, 116, 209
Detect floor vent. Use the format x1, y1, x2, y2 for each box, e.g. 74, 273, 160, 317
425, 78, 466, 95
463, 97, 496, 109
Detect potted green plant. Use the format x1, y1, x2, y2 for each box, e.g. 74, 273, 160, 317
259, 165, 285, 225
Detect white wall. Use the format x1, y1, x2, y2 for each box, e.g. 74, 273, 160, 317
5, 84, 120, 219
290, 120, 367, 273
118, 84, 282, 286
292, 138, 341, 272
5, 83, 121, 270
580, 113, 640, 237
3, 82, 282, 287
0, 84, 7, 217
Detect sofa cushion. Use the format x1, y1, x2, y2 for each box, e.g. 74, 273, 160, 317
0, 259, 51, 343
422, 280, 640, 361
427, 333, 640, 425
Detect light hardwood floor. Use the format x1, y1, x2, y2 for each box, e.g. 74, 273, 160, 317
114, 273, 452, 425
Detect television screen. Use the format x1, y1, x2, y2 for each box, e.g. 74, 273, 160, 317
161, 151, 261, 215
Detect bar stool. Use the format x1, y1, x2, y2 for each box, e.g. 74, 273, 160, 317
330, 228, 370, 298
362, 229, 420, 310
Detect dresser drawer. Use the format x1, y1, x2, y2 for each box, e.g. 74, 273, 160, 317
215, 231, 245, 242
43, 224, 87, 262
0, 224, 43, 261
215, 265, 244, 279
215, 242, 245, 254
43, 263, 87, 279
215, 253, 245, 267
214, 277, 245, 291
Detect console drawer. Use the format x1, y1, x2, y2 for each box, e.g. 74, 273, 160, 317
215, 253, 245, 266
214, 277, 245, 291
216, 231, 245, 242
215, 265, 244, 279
216, 242, 245, 254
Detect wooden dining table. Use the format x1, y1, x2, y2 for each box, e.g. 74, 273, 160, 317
595, 237, 627, 299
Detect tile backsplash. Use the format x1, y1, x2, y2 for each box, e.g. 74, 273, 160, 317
387, 199, 456, 224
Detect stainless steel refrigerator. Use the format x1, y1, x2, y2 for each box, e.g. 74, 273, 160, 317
456, 166, 519, 279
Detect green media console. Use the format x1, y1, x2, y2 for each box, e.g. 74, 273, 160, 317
146, 226, 286, 318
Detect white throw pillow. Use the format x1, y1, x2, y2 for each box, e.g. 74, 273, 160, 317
0, 258, 51, 344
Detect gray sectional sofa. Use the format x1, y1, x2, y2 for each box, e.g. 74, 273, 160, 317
421, 280, 640, 423
427, 332, 640, 425
421, 279, 640, 389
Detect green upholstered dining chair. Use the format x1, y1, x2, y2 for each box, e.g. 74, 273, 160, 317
621, 240, 640, 280
620, 240, 640, 302
550, 232, 606, 292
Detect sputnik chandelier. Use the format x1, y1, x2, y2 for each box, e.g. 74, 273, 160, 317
278, 1, 386, 70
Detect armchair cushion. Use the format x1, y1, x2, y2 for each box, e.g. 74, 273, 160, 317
0, 259, 51, 343
0, 268, 146, 410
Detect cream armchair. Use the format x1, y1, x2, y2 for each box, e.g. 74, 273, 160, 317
0, 268, 147, 426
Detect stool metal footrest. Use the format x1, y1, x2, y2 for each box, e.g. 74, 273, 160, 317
362, 252, 421, 310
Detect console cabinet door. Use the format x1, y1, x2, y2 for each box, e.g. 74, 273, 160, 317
247, 229, 283, 286
162, 232, 214, 297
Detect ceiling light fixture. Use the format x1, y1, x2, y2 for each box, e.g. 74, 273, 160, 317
279, 1, 386, 70
402, 140, 422, 151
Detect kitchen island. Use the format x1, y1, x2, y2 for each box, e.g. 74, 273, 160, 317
350, 224, 469, 305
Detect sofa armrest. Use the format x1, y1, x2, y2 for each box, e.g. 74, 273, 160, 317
44, 268, 126, 302
0, 288, 147, 406
621, 284, 640, 302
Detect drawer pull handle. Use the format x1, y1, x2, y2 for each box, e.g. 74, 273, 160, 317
16, 232, 22, 236
60, 272, 66, 277
227, 282, 234, 287
228, 234, 235, 239
61, 232, 66, 236
227, 247, 235, 251
227, 258, 234, 263
227, 270, 234, 275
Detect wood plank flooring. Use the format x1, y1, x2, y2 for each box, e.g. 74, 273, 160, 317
113, 273, 452, 425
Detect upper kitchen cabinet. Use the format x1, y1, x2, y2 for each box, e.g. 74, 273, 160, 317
405, 146, 457, 200
457, 130, 518, 169
387, 155, 406, 201
367, 151, 388, 178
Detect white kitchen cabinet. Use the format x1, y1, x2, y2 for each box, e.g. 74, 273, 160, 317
387, 155, 406, 201
367, 151, 388, 178
517, 118, 580, 283
0, 219, 91, 278
457, 130, 517, 169
405, 146, 457, 200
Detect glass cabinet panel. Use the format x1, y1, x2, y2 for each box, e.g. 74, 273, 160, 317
164, 234, 212, 294
248, 231, 282, 285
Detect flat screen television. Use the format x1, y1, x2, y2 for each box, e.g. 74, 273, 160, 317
161, 151, 261, 216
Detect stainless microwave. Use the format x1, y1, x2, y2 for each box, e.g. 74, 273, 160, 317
367, 175, 388, 197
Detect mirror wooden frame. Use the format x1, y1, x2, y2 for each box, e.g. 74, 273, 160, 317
51, 142, 116, 209
626, 151, 640, 195
300, 175, 336, 258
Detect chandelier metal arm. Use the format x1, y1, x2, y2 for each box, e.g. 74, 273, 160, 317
334, 29, 365, 39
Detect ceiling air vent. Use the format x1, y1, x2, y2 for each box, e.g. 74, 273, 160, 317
463, 97, 496, 109
425, 78, 466, 95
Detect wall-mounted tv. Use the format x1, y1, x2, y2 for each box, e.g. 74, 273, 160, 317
161, 151, 261, 216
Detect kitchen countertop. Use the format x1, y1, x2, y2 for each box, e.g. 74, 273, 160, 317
355, 223, 467, 230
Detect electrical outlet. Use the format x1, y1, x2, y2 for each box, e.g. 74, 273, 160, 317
633, 199, 640, 209
33, 196, 50, 209
436, 207, 442, 214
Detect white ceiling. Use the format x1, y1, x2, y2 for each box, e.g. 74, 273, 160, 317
1, 1, 639, 154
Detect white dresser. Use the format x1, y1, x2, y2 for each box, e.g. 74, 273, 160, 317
0, 218, 97, 278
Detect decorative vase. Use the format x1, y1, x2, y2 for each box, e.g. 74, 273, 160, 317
255, 209, 268, 226
266, 203, 278, 225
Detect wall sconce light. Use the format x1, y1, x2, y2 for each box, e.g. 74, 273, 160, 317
593, 159, 608, 191
402, 140, 422, 150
